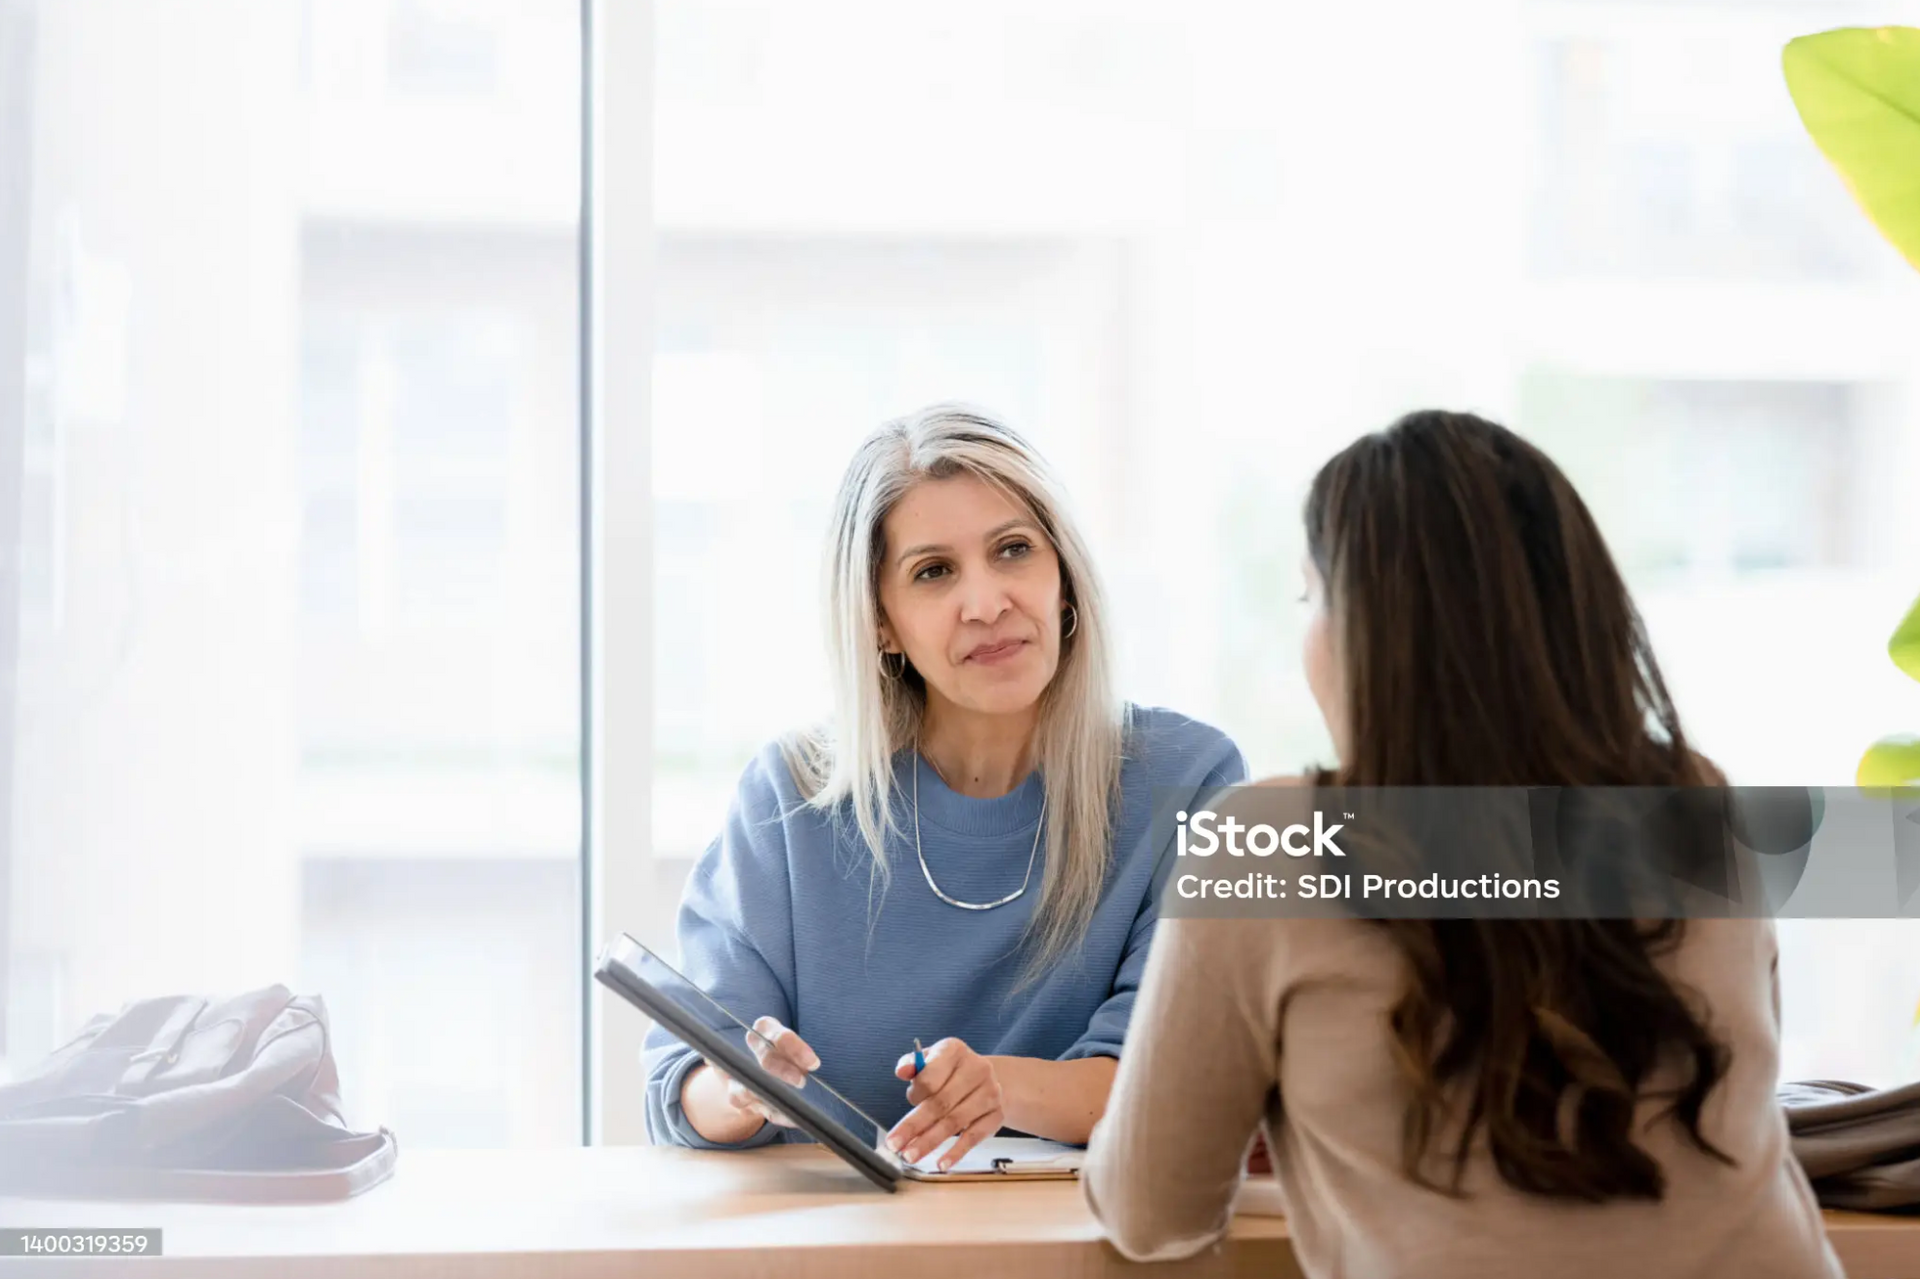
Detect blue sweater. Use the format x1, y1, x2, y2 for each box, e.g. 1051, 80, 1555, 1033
643, 705, 1247, 1148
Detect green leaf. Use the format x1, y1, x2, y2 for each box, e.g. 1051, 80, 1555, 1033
1783, 27, 1920, 270
1858, 735, 1920, 786
1892, 591, 1920, 682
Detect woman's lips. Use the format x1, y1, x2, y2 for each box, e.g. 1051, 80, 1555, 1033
965, 639, 1027, 665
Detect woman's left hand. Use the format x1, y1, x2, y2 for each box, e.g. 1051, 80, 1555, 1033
886, 1037, 1005, 1170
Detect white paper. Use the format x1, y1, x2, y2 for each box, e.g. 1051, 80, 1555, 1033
903, 1135, 1085, 1176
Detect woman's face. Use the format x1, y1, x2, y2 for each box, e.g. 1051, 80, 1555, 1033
1302, 555, 1348, 764
876, 474, 1065, 722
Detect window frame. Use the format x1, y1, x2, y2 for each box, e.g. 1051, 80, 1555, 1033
583, 0, 657, 1146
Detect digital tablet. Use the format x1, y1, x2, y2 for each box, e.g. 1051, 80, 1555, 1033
593, 933, 903, 1192
595, 933, 1085, 1185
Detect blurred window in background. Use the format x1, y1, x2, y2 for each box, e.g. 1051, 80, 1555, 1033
3, 0, 582, 1148
5, 0, 1918, 1153
647, 0, 1920, 1086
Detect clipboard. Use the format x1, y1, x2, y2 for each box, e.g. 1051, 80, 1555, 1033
900, 1135, 1085, 1181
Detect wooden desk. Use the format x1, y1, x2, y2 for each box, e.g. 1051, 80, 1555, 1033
1, 1146, 1914, 1279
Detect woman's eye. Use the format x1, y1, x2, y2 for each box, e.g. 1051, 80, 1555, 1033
999, 539, 1032, 560
913, 563, 949, 583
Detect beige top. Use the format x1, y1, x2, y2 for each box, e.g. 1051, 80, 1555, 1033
1083, 915, 1846, 1279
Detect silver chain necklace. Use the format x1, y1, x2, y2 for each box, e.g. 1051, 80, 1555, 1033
912, 752, 1044, 911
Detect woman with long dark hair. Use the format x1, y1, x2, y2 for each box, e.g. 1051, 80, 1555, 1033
1083, 411, 1841, 1277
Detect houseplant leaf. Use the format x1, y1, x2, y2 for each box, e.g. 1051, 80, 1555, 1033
1783, 27, 1920, 269
1858, 734, 1920, 786
1891, 591, 1920, 682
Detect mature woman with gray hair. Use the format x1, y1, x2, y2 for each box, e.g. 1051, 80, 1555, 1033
643, 405, 1245, 1170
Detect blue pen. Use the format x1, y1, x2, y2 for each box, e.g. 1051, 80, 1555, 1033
913, 1037, 926, 1075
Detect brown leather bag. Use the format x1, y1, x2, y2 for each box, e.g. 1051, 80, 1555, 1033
0, 985, 397, 1202
1781, 1078, 1920, 1212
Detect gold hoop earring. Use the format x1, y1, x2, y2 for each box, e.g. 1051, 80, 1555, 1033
1061, 604, 1078, 640
880, 651, 907, 680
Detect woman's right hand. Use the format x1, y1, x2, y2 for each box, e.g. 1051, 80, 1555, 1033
682, 1016, 821, 1141
723, 1016, 822, 1126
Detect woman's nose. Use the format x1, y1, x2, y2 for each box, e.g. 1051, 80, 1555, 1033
956, 575, 1012, 625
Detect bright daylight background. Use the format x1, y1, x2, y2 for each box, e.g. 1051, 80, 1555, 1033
4, 0, 1920, 1150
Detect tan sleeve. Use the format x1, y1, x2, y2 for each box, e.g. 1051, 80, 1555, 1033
1081, 917, 1282, 1262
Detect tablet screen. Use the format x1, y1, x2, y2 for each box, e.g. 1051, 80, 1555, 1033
596, 934, 895, 1165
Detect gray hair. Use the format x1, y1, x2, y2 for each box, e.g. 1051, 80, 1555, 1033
782, 404, 1127, 972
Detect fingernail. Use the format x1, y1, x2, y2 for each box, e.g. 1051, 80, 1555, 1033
939, 1159, 953, 1172
884, 1135, 899, 1152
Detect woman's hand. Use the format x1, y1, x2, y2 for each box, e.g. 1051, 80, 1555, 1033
682, 1016, 820, 1142
885, 1037, 1006, 1171
727, 1015, 821, 1126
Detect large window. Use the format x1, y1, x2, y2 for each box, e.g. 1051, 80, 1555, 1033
4, 0, 1917, 1156
2, 0, 583, 1148
646, 0, 1920, 1086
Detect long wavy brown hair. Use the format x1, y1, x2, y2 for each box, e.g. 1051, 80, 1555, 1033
1304, 409, 1733, 1203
